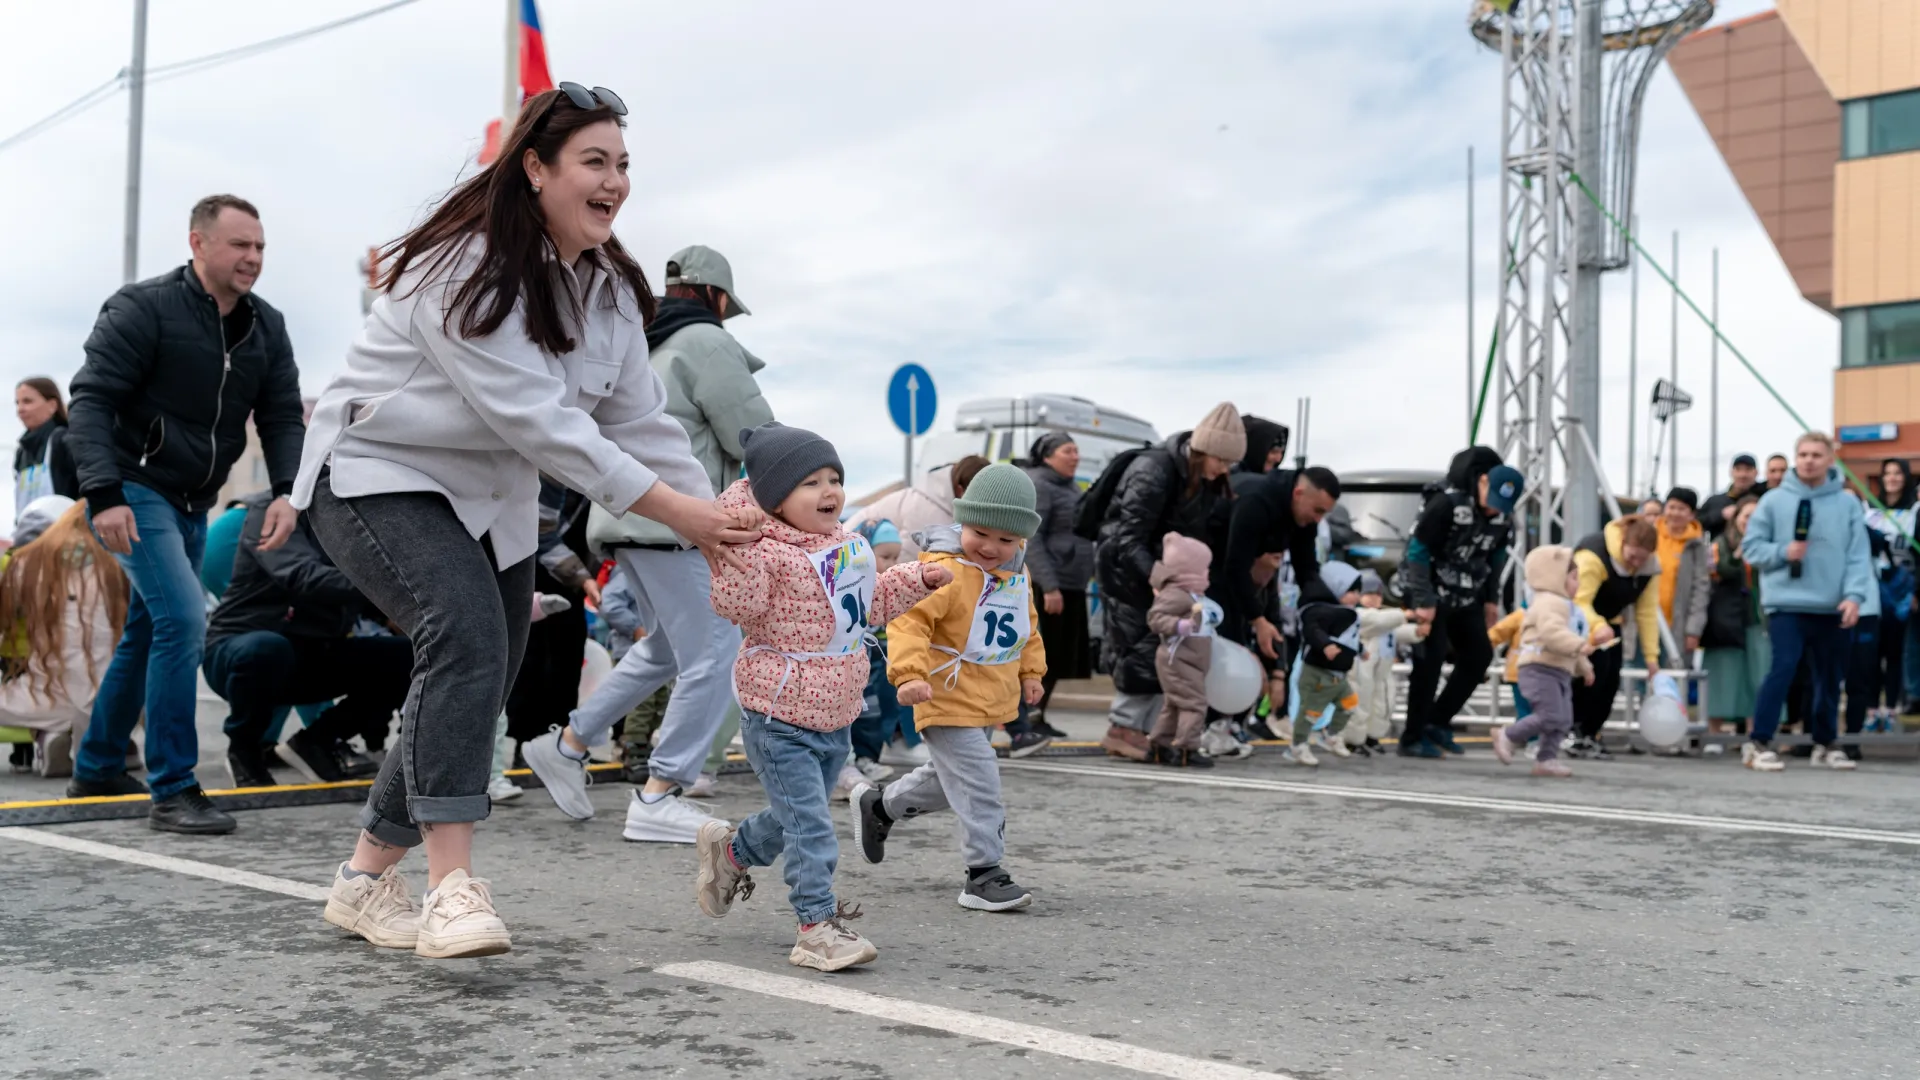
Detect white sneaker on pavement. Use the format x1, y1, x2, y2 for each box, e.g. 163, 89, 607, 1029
1811, 746, 1859, 771
683, 773, 720, 799
522, 726, 594, 820
1703, 742, 1726, 756
831, 764, 864, 802
1288, 744, 1319, 767
854, 757, 893, 782
415, 868, 511, 958
1312, 732, 1351, 758
486, 776, 524, 803
323, 863, 420, 950
622, 787, 720, 843
879, 739, 931, 768
1741, 742, 1786, 773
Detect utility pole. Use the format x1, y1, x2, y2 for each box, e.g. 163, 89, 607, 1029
1627, 214, 1639, 497
122, 0, 149, 284
1565, 0, 1603, 539
1710, 247, 1720, 480
1467, 145, 1475, 442
1669, 231, 1680, 492
503, 0, 521, 135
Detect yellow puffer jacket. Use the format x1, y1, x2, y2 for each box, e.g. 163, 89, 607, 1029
887, 548, 1047, 730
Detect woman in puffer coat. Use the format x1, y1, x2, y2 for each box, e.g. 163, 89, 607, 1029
1094, 403, 1245, 759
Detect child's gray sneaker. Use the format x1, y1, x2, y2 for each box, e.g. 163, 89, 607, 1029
958, 868, 1032, 912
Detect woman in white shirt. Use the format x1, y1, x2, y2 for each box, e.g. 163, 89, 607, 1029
294, 84, 758, 959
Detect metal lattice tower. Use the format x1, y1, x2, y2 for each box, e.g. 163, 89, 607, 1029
1469, 0, 1712, 569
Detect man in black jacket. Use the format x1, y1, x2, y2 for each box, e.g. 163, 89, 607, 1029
1699, 453, 1765, 537
204, 492, 411, 788
1220, 466, 1340, 661
1396, 447, 1524, 759
65, 194, 308, 834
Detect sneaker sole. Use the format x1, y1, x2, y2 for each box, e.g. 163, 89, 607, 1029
414, 931, 512, 959
523, 737, 595, 821
1007, 736, 1053, 760
695, 821, 738, 918
148, 814, 236, 835
622, 824, 704, 844
789, 942, 878, 972
323, 899, 419, 950
957, 889, 1033, 912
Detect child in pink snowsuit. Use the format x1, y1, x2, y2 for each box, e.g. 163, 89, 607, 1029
1147, 533, 1221, 768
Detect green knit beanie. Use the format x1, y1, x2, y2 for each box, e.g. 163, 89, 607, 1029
953, 463, 1041, 538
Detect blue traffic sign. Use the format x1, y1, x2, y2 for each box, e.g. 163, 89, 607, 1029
887, 364, 938, 436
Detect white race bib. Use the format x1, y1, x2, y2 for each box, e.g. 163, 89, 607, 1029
811, 536, 878, 657
962, 569, 1032, 666
1191, 593, 1224, 638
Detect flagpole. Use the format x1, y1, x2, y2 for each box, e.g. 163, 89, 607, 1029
503, 0, 520, 133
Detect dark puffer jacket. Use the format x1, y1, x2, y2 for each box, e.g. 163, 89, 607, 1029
1024, 462, 1095, 594
68, 264, 306, 514
206, 491, 367, 643
1094, 433, 1231, 694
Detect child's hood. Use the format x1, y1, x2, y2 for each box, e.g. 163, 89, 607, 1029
719, 478, 848, 553
1151, 532, 1212, 592
912, 522, 1027, 574
1524, 545, 1575, 597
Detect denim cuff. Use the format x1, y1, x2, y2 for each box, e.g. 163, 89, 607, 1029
795, 897, 841, 926
357, 805, 422, 849
406, 792, 493, 825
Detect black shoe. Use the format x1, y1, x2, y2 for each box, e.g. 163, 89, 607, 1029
336, 744, 380, 780
1246, 719, 1281, 741
959, 868, 1032, 912
851, 784, 892, 865
1007, 732, 1053, 759
225, 747, 278, 789
1351, 742, 1374, 758
1033, 718, 1069, 740
1429, 729, 1465, 755
149, 786, 236, 835
1176, 747, 1216, 770
1397, 735, 1443, 759
1364, 737, 1384, 752
9, 743, 33, 773
66, 772, 150, 797
277, 728, 347, 783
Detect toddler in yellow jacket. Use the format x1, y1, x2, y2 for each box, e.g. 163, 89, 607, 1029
850, 464, 1047, 913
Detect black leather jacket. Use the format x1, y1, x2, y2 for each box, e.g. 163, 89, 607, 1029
207, 491, 367, 643
68, 264, 306, 514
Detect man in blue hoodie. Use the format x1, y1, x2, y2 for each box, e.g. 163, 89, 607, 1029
1741, 431, 1872, 773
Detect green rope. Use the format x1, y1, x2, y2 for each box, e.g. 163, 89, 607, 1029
1565, 169, 1920, 556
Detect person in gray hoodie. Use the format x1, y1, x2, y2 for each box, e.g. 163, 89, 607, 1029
1740, 431, 1873, 773
527, 245, 776, 844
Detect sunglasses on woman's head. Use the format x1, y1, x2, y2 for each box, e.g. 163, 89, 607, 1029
554, 81, 627, 116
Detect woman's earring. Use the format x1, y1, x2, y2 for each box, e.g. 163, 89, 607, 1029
531, 182, 542, 193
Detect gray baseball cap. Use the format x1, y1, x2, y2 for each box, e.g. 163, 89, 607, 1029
664, 245, 750, 317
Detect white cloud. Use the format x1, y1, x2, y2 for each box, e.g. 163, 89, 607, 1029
0, 0, 1834, 531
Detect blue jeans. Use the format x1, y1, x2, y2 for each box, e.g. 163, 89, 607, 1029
76, 483, 209, 798
1904, 613, 1920, 703
731, 710, 847, 925
849, 644, 918, 761
1751, 611, 1846, 747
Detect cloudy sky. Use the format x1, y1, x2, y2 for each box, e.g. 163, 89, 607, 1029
0, 0, 1829, 527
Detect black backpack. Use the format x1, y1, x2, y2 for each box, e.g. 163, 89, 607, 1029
1073, 446, 1166, 542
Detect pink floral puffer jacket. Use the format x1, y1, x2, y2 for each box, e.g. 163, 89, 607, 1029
709, 480, 937, 731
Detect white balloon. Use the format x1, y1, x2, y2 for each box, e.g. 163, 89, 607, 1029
1205, 638, 1265, 715
579, 638, 613, 700
1637, 693, 1688, 749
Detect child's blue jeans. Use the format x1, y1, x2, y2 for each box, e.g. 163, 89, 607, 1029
732, 710, 848, 925
850, 644, 918, 760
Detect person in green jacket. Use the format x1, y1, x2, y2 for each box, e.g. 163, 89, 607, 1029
1701, 495, 1769, 752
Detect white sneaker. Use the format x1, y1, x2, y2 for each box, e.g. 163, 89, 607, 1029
854, 757, 894, 782
879, 739, 931, 768
1288, 744, 1319, 767
522, 727, 594, 821
831, 764, 864, 802
1703, 742, 1726, 756
415, 868, 511, 958
486, 776, 524, 803
1811, 746, 1859, 771
1201, 721, 1250, 759
683, 773, 719, 799
622, 788, 720, 843
1312, 732, 1351, 758
323, 862, 420, 950
1741, 742, 1785, 773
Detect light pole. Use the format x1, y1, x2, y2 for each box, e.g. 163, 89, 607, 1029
122, 0, 149, 284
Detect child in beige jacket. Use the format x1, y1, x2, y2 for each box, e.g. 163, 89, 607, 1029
1493, 545, 1595, 778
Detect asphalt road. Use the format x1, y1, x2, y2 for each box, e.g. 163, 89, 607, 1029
4, 710, 1917, 1079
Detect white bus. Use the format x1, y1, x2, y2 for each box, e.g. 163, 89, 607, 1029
915, 395, 1160, 485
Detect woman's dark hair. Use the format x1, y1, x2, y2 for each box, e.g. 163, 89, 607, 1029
1878, 458, 1914, 510
951, 455, 991, 497
1183, 447, 1232, 501
380, 88, 655, 355
16, 378, 66, 425
666, 282, 730, 317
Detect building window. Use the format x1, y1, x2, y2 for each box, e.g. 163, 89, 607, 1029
1841, 301, 1920, 367
1842, 88, 1920, 160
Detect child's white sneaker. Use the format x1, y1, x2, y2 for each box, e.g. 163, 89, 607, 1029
1811, 745, 1858, 771
1741, 742, 1786, 773
486, 775, 524, 803
1312, 732, 1351, 758
790, 905, 878, 972
831, 764, 865, 802
1288, 744, 1319, 767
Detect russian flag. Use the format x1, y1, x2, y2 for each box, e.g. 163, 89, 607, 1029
479, 0, 557, 163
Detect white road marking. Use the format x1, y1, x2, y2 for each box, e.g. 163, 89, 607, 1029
657, 960, 1287, 1080
1003, 760, 1920, 847
0, 828, 329, 900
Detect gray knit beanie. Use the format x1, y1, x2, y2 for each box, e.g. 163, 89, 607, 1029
740, 422, 843, 511
952, 463, 1041, 538
1358, 569, 1385, 596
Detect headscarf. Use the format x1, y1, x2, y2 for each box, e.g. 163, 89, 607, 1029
1029, 431, 1075, 465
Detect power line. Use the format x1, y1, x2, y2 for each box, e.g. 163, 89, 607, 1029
0, 0, 427, 156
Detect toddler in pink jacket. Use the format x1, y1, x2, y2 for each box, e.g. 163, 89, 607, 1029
694, 422, 949, 973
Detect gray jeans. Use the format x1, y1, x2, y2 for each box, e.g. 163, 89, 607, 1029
308, 481, 533, 847
566, 547, 741, 786
881, 725, 1007, 870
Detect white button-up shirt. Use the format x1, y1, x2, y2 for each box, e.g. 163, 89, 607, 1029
292, 242, 712, 567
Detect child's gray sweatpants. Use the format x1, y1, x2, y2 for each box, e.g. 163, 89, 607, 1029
880, 725, 1006, 869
